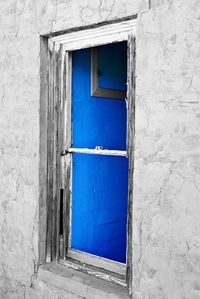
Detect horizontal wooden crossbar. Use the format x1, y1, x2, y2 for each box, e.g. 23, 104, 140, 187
65, 147, 127, 157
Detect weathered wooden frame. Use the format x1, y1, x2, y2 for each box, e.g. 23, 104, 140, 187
91, 47, 127, 99
39, 17, 136, 297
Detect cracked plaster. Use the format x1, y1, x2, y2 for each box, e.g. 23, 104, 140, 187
0, 0, 200, 298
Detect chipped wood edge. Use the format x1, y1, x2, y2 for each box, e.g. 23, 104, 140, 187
50, 19, 136, 51
126, 35, 136, 296
63, 51, 72, 259
55, 45, 64, 260
46, 40, 55, 262
67, 249, 126, 276
39, 36, 48, 264
59, 259, 126, 288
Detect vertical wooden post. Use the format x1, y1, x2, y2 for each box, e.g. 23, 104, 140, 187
55, 46, 64, 260
46, 43, 67, 262
63, 51, 72, 259
39, 36, 48, 264
46, 42, 55, 262
126, 35, 136, 296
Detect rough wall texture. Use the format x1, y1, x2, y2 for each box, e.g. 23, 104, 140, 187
0, 0, 200, 298
133, 1, 200, 298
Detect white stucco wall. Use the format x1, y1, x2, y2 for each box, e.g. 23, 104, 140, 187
0, 0, 200, 298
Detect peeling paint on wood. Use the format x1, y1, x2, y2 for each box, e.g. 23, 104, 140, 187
126, 35, 135, 295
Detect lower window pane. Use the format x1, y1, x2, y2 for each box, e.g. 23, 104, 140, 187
71, 153, 128, 263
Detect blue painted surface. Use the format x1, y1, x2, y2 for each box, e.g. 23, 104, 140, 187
71, 43, 128, 263
98, 42, 127, 91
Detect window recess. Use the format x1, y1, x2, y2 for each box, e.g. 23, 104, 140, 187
42, 17, 136, 296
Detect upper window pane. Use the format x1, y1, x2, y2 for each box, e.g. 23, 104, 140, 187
98, 42, 127, 91
72, 42, 127, 150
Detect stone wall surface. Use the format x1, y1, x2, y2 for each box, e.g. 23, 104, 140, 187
133, 1, 200, 298
0, 0, 200, 298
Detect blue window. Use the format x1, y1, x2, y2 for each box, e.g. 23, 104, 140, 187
70, 42, 128, 264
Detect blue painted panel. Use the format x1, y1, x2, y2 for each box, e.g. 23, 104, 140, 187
71, 43, 128, 263
72, 45, 127, 150
72, 154, 128, 263
98, 42, 127, 91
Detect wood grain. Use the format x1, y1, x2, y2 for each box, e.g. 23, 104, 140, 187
126, 34, 135, 296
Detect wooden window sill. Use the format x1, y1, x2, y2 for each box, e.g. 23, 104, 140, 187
38, 261, 130, 299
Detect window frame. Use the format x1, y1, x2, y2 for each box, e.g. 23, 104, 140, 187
39, 17, 136, 296
91, 47, 127, 99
